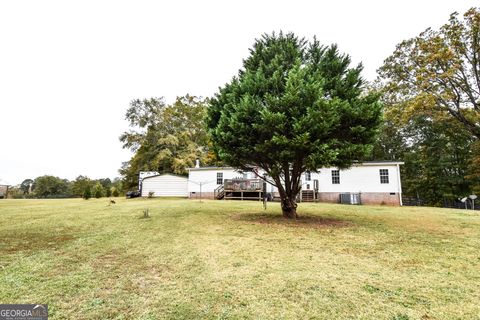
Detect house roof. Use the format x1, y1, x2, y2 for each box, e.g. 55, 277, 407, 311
354, 161, 404, 166
187, 161, 404, 171
141, 173, 188, 180
187, 166, 236, 171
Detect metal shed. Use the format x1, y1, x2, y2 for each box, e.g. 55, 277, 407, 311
141, 174, 188, 197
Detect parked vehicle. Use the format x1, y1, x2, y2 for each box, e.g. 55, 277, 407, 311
126, 190, 141, 199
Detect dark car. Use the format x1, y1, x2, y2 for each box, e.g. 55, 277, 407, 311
126, 190, 141, 199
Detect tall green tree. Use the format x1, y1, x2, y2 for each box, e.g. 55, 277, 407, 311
93, 182, 105, 198
377, 7, 480, 204
207, 32, 382, 218
20, 179, 34, 194
34, 176, 71, 198
72, 175, 93, 197
373, 116, 473, 205
120, 95, 216, 190
379, 7, 480, 139
98, 178, 112, 197
111, 177, 124, 195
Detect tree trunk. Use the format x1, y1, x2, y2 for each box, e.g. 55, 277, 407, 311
271, 172, 300, 219
281, 196, 298, 219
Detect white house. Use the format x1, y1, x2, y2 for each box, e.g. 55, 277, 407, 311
140, 174, 188, 197
188, 161, 404, 205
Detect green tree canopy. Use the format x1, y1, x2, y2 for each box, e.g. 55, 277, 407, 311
379, 7, 480, 139
34, 176, 71, 198
207, 32, 382, 218
120, 95, 217, 190
20, 179, 34, 194
372, 115, 474, 205
376, 7, 480, 204
93, 182, 104, 198
72, 175, 93, 197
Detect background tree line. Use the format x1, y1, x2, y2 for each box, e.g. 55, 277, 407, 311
7, 176, 124, 199
372, 7, 480, 205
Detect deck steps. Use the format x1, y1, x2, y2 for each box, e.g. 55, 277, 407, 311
302, 190, 315, 202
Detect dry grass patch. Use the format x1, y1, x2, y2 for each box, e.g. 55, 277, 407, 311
232, 212, 352, 229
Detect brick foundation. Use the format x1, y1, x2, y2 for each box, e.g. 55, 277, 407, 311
317, 192, 401, 206
189, 192, 215, 200
189, 191, 401, 205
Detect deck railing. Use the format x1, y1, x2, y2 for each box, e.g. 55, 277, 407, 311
223, 179, 263, 191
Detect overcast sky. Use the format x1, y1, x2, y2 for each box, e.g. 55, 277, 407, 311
0, 0, 477, 186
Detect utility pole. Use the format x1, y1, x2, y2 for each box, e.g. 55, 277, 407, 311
188, 180, 214, 203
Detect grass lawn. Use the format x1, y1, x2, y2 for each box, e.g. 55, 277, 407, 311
0, 198, 479, 319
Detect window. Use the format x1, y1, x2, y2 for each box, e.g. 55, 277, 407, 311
380, 169, 389, 184
331, 170, 340, 184
305, 171, 311, 181
217, 172, 223, 185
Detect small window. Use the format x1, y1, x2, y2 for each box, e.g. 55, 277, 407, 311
217, 172, 223, 185
305, 171, 311, 181
380, 169, 389, 184
331, 170, 340, 184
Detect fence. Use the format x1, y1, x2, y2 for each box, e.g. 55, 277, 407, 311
402, 196, 480, 210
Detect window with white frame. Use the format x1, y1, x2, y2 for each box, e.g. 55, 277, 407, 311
305, 171, 311, 181
380, 169, 389, 184
216, 172, 223, 185
331, 170, 340, 184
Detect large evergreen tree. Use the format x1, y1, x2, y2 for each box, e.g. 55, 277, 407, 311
207, 32, 382, 218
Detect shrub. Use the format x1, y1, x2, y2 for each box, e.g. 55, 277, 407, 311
83, 186, 92, 200
148, 191, 154, 198
111, 187, 119, 197
93, 183, 104, 198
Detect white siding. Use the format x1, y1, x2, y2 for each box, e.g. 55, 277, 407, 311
141, 174, 188, 197
188, 163, 403, 195
188, 168, 245, 193
302, 164, 402, 193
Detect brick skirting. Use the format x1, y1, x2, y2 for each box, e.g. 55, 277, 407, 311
189, 192, 215, 200
318, 192, 401, 206
189, 191, 401, 205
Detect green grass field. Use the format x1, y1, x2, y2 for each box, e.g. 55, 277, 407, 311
0, 198, 479, 319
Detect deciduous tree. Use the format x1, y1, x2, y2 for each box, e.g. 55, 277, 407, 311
72, 175, 93, 197
20, 179, 34, 194
373, 115, 473, 205
34, 176, 70, 198
379, 8, 480, 139
120, 95, 217, 190
93, 182, 104, 198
